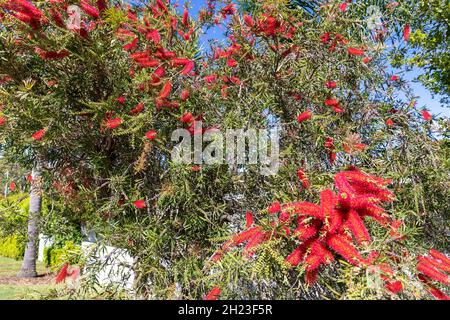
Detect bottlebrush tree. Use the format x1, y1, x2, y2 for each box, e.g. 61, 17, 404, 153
0, 0, 448, 299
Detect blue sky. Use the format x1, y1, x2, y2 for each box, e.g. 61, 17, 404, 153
402, 69, 448, 117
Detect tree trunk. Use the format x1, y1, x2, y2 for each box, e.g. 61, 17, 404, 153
18, 162, 42, 278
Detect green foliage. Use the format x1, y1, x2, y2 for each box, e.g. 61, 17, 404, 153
0, 235, 25, 260
43, 241, 81, 270
396, 0, 450, 103
0, 193, 29, 238
0, 0, 448, 300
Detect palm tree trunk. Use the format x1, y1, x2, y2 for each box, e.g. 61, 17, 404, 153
18, 162, 42, 278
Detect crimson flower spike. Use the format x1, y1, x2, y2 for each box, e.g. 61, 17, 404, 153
417, 261, 449, 285
321, 189, 341, 233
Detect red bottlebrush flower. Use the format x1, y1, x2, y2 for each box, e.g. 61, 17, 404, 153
282, 201, 323, 219
243, 231, 267, 257
429, 250, 450, 267
304, 253, 323, 272
390, 75, 399, 81
97, 0, 107, 12
156, 0, 168, 13
133, 199, 146, 209
325, 98, 339, 107
32, 129, 46, 140
155, 47, 176, 60
428, 286, 450, 300
286, 243, 309, 267
346, 209, 371, 245
294, 223, 318, 241
321, 189, 341, 233
347, 47, 365, 56
49, 8, 65, 28
326, 234, 366, 266
137, 59, 159, 68
386, 118, 394, 127
55, 263, 69, 284
420, 256, 450, 273
172, 58, 190, 66
385, 280, 403, 294
339, 3, 348, 12
14, 0, 43, 18
362, 57, 371, 64
420, 110, 432, 121
146, 29, 161, 44
229, 76, 241, 85
116, 96, 126, 104
159, 81, 172, 99
130, 103, 144, 115
0, 117, 5, 125
297, 168, 310, 189
339, 170, 394, 202
232, 227, 262, 246
403, 24, 410, 41
153, 66, 166, 80
106, 118, 122, 129
326, 81, 337, 89
221, 85, 229, 99
9, 181, 16, 191
35, 47, 70, 60
10, 10, 40, 29
182, 7, 189, 27
243, 14, 254, 27
332, 104, 344, 113
358, 204, 390, 226
221, 3, 236, 18
268, 201, 281, 214
145, 130, 157, 140
180, 112, 195, 123
245, 211, 253, 228
334, 172, 355, 197
305, 269, 318, 284
130, 51, 150, 60
80, 1, 100, 19
309, 240, 333, 267
320, 32, 331, 43
417, 262, 449, 285
123, 37, 138, 51
27, 175, 32, 183
279, 210, 292, 223
204, 74, 217, 84
128, 10, 137, 21
226, 59, 238, 67
191, 165, 201, 172
297, 110, 312, 123
180, 61, 194, 75
180, 89, 190, 101
204, 287, 221, 300
324, 137, 334, 149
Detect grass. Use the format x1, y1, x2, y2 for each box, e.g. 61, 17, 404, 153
0, 256, 55, 300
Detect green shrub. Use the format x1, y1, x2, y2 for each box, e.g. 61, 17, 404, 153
0, 193, 29, 238
0, 235, 25, 260
44, 241, 81, 270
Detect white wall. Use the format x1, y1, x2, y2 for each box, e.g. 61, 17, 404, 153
37, 234, 53, 262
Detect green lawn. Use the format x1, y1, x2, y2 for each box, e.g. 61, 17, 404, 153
0, 256, 55, 300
